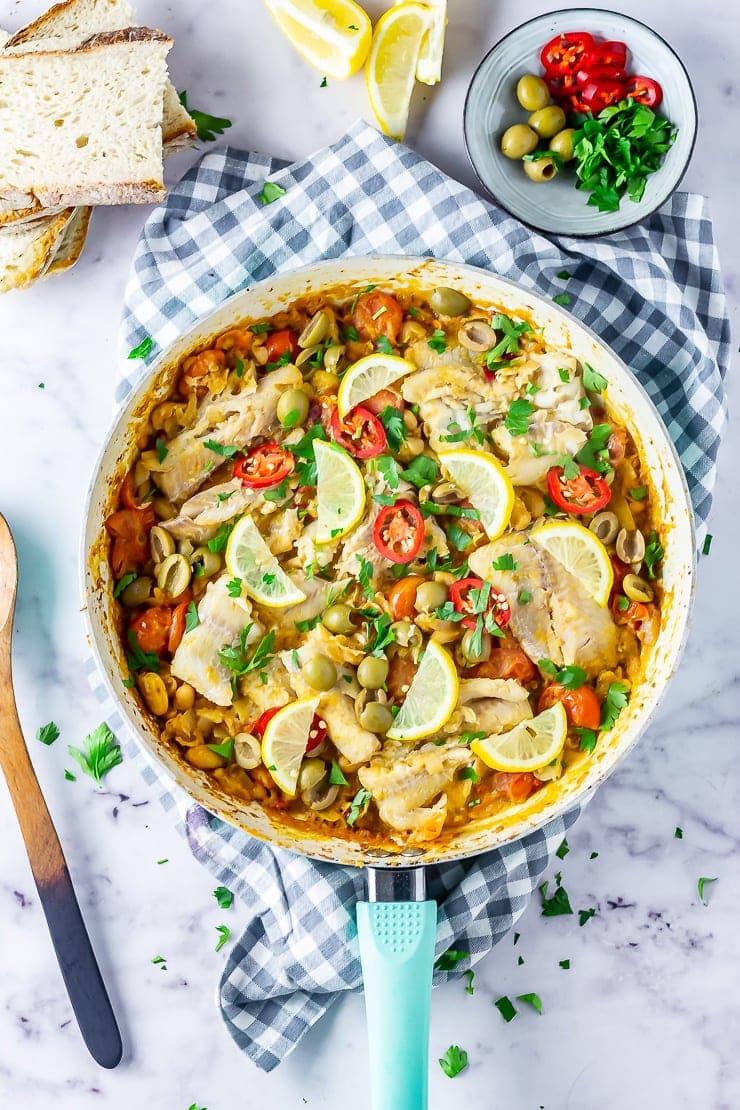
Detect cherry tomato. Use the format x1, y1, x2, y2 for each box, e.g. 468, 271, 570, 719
167, 600, 190, 655
581, 77, 626, 112
449, 576, 511, 631
472, 638, 537, 684
233, 443, 295, 488
106, 505, 156, 578
625, 75, 663, 108
353, 291, 404, 344
583, 39, 627, 69
372, 500, 425, 564
120, 472, 139, 510
129, 606, 172, 655
265, 329, 299, 365
576, 64, 627, 87
363, 388, 404, 415
540, 31, 595, 74
330, 406, 387, 459
546, 464, 611, 515
492, 772, 541, 804
387, 575, 423, 620
539, 682, 601, 730
612, 595, 650, 627
251, 705, 327, 753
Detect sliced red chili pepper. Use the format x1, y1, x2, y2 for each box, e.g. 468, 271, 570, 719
546, 464, 612, 515
373, 500, 424, 564
449, 576, 511, 631
233, 442, 295, 489
330, 405, 387, 459
545, 71, 579, 99
575, 64, 627, 87
264, 329, 299, 364
252, 705, 327, 752
540, 31, 595, 74
582, 40, 627, 70
581, 77, 626, 112
625, 75, 663, 108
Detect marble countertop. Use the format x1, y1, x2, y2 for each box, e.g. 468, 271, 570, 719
0, 0, 737, 1107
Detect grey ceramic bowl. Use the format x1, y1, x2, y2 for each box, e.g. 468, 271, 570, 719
464, 8, 697, 236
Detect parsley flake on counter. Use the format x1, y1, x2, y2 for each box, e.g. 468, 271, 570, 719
213, 886, 234, 909
187, 1104, 208, 1110
439, 1045, 468, 1078
214, 924, 231, 952
151, 955, 167, 970
258, 180, 287, 206
513, 932, 520, 945
128, 335, 153, 360
553, 293, 571, 307
38, 382, 45, 389
517, 955, 524, 966
37, 721, 60, 746
157, 858, 168, 865
578, 908, 596, 927
702, 533, 713, 556
68, 723, 122, 786
697, 877, 717, 905
674, 827, 683, 839
64, 770, 76, 781
555, 837, 570, 860
590, 851, 599, 859
559, 959, 570, 970
179, 91, 232, 142
320, 76, 328, 87
582, 363, 608, 393
517, 992, 543, 1014
464, 970, 475, 995
494, 995, 516, 1023
557, 269, 571, 280
540, 876, 573, 917
505, 398, 534, 438
600, 682, 629, 730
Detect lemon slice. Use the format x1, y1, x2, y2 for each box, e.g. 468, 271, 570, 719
225, 515, 306, 608
314, 439, 366, 544
365, 3, 433, 141
471, 703, 567, 774
396, 0, 447, 84
336, 352, 415, 419
437, 449, 515, 540
261, 696, 321, 795
387, 639, 459, 742
531, 520, 614, 606
264, 0, 372, 80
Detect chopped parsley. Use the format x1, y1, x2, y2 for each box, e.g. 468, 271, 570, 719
37, 721, 60, 746
617, 595, 630, 611
538, 659, 587, 690
346, 788, 372, 826
64, 770, 76, 781
517, 992, 543, 1014
185, 601, 200, 633
697, 877, 717, 904
364, 611, 396, 656
375, 335, 394, 355
439, 1045, 468, 1078
113, 571, 137, 599
127, 335, 153, 360
491, 553, 517, 571
489, 313, 532, 360
215, 490, 235, 504
435, 948, 470, 970
293, 423, 328, 486
557, 269, 571, 280
629, 485, 647, 500
401, 454, 439, 489
207, 521, 236, 553
555, 838, 570, 860
151, 956, 167, 970
540, 876, 573, 917
356, 555, 375, 599
257, 181, 287, 206
464, 970, 475, 995
504, 398, 534, 438
600, 682, 629, 729
575, 727, 597, 753
582, 363, 608, 393
226, 578, 243, 598
376, 453, 401, 490
329, 760, 349, 787
494, 995, 517, 1022
447, 522, 472, 552
320, 76, 328, 87
203, 440, 241, 459
207, 739, 234, 760
559, 959, 570, 970
428, 329, 447, 353
68, 723, 122, 786
213, 886, 233, 909
294, 613, 322, 633
178, 91, 232, 142
702, 533, 713, 556
644, 531, 664, 579
126, 629, 160, 673
525, 381, 541, 396
675, 826, 683, 839
378, 406, 407, 452
249, 322, 273, 335
344, 324, 360, 341
214, 924, 231, 952
575, 422, 612, 475
579, 908, 596, 926
518, 589, 531, 604
155, 437, 168, 463
218, 626, 275, 688
459, 766, 480, 784
553, 293, 571, 307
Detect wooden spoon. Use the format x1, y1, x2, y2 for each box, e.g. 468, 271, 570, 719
0, 512, 122, 1068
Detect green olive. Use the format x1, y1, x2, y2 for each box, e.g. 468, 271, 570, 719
357, 655, 389, 690
190, 546, 223, 578
414, 580, 448, 613
322, 603, 356, 634
500, 123, 538, 160
276, 388, 310, 428
302, 653, 337, 691
119, 575, 153, 608
298, 310, 331, 349
523, 155, 559, 182
149, 524, 176, 564
549, 127, 576, 162
461, 628, 492, 663
528, 105, 567, 139
156, 553, 192, 597
516, 73, 550, 111
358, 701, 394, 734
428, 287, 472, 317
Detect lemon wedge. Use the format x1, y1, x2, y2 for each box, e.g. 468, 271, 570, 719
336, 352, 415, 418
437, 449, 515, 540
396, 0, 447, 84
225, 515, 306, 608
387, 638, 459, 742
365, 3, 432, 140
263, 0, 372, 80
531, 520, 614, 606
261, 697, 321, 795
471, 703, 567, 774
314, 439, 366, 544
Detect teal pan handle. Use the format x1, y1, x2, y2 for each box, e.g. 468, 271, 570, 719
357, 868, 437, 1110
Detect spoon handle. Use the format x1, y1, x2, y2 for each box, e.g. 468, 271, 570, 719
0, 658, 123, 1068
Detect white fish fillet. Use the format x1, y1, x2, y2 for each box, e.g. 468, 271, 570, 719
358, 743, 470, 842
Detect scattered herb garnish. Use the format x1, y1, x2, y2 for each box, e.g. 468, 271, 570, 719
375, 335, 394, 355
207, 738, 234, 760
555, 837, 570, 860
213, 886, 234, 909
151, 956, 167, 970
439, 1045, 468, 1078
553, 293, 571, 307
126, 629, 160, 673
702, 533, 713, 556
578, 908, 596, 926
401, 454, 439, 489
494, 995, 517, 1022
575, 423, 612, 475
582, 363, 608, 393
292, 423, 328, 486
644, 531, 664, 579
539, 659, 587, 690
113, 571, 137, 599
505, 398, 534, 438
207, 520, 236, 553
179, 91, 232, 142
214, 924, 231, 952
464, 970, 475, 995
204, 440, 241, 458
428, 329, 447, 353
68, 723, 122, 786
294, 613, 322, 633
249, 322, 273, 335
600, 682, 629, 730
491, 553, 517, 572
356, 555, 375, 599
557, 269, 571, 280
629, 485, 647, 500
346, 788, 372, 826
184, 601, 200, 634
435, 949, 470, 971
517, 992, 543, 1014
64, 770, 76, 781
155, 437, 168, 463
128, 335, 153, 360
320, 76, 327, 87
226, 577, 243, 599
674, 826, 683, 839
329, 760, 349, 787
518, 589, 531, 605
574, 727, 597, 753
218, 625, 275, 689
378, 406, 407, 452
559, 959, 570, 970
540, 876, 573, 917
697, 877, 717, 905
488, 314, 532, 361
257, 181, 287, 206
37, 721, 60, 746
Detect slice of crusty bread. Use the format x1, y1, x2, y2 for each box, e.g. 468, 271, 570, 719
5, 0, 196, 149
41, 204, 92, 277
0, 28, 172, 211
0, 207, 73, 292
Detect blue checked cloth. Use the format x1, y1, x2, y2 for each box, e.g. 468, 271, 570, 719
96, 119, 729, 1071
